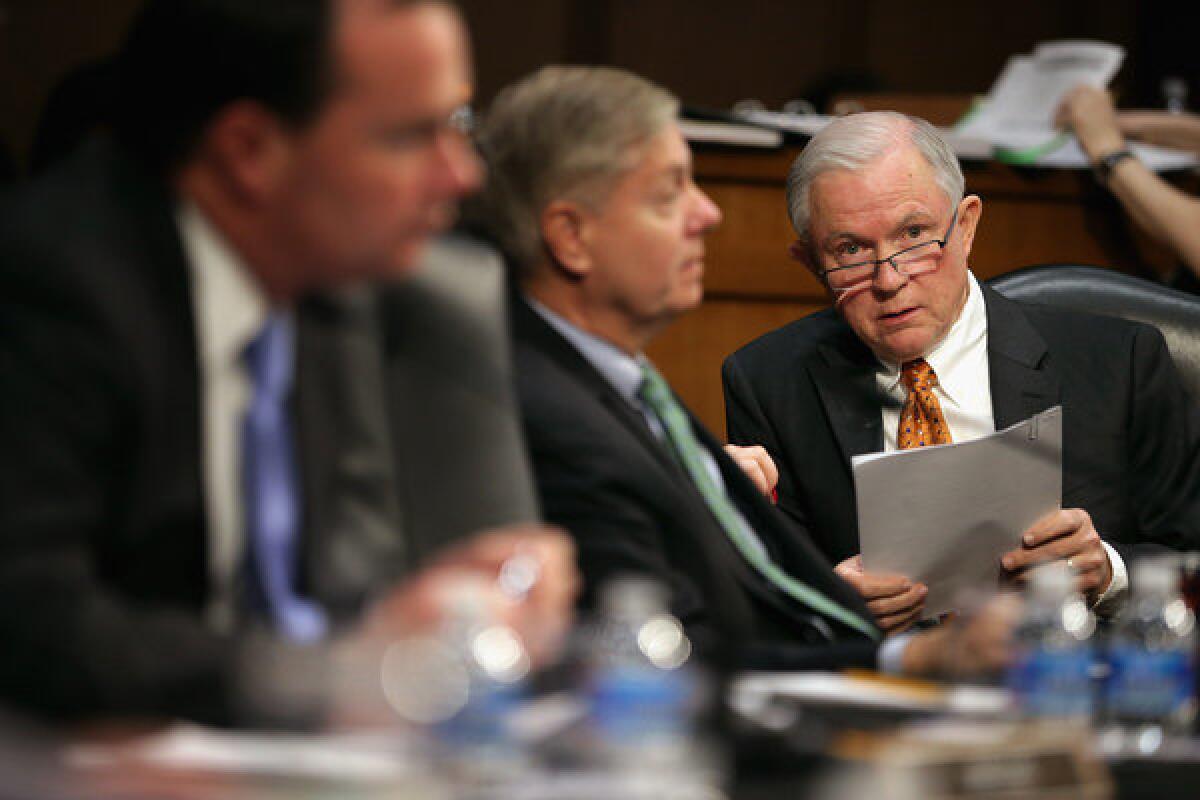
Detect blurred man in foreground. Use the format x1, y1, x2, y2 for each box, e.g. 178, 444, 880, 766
471, 66, 1017, 679
0, 0, 575, 728
723, 111, 1200, 632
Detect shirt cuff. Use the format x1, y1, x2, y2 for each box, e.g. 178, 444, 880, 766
877, 631, 917, 674
1093, 540, 1129, 616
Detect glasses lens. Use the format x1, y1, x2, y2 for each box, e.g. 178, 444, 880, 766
826, 264, 874, 291
892, 241, 942, 277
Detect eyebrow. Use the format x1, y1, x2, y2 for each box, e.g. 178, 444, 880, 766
821, 210, 937, 249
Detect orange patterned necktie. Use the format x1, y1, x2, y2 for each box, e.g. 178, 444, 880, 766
898, 358, 953, 449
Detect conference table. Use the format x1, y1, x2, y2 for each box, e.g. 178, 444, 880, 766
24, 100, 1200, 800
37, 677, 1200, 800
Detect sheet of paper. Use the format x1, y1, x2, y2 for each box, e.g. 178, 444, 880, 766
853, 407, 1062, 616
678, 118, 783, 148
65, 724, 417, 781
731, 672, 1011, 717
736, 110, 995, 161
992, 134, 1200, 170
957, 40, 1124, 140
947, 39, 1200, 169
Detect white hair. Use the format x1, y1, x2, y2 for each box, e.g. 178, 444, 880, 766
786, 111, 965, 240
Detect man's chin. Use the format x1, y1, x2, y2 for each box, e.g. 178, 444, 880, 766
874, 330, 935, 364
379, 239, 433, 283
673, 281, 705, 312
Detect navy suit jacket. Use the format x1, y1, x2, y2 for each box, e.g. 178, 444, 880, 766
723, 284, 1200, 568
511, 296, 881, 671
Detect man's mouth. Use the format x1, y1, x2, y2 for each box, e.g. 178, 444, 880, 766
879, 306, 919, 324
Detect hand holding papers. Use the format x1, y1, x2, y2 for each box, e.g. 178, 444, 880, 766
956, 41, 1199, 170
853, 407, 1063, 618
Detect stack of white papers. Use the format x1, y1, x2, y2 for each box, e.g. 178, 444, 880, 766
956, 40, 1199, 170
854, 407, 1063, 617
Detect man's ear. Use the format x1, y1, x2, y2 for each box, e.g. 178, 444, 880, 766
198, 100, 292, 202
957, 194, 983, 260
540, 199, 592, 278
788, 238, 822, 278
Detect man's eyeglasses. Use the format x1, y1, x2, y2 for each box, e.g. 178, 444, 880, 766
821, 205, 960, 295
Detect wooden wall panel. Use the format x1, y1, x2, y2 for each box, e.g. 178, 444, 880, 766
702, 181, 822, 299
646, 298, 826, 437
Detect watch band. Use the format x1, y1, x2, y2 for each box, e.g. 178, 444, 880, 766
1092, 148, 1136, 184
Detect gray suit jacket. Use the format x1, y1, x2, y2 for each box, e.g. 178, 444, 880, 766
381, 236, 540, 566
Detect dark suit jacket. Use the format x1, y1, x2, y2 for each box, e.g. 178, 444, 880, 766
0, 140, 539, 726
511, 297, 880, 671
722, 284, 1200, 568
380, 236, 539, 565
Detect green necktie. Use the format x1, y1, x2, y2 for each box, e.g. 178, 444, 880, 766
637, 363, 878, 640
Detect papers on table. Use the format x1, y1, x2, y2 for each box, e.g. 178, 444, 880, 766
65, 725, 420, 782
735, 109, 836, 138
678, 118, 783, 148
853, 407, 1063, 617
956, 40, 1124, 143
731, 671, 1011, 718
956, 40, 1199, 170
732, 110, 995, 161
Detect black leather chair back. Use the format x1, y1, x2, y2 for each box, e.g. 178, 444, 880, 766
988, 265, 1200, 400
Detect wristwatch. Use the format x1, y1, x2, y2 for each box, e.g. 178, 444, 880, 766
1092, 148, 1136, 185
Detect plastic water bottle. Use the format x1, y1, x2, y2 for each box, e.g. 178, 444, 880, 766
1007, 562, 1096, 719
584, 576, 702, 772
1104, 557, 1196, 740
416, 582, 531, 783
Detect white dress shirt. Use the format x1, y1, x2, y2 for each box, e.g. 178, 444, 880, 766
872, 272, 1127, 613
177, 201, 273, 633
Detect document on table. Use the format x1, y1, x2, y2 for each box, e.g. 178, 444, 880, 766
954, 40, 1199, 170
853, 406, 1062, 617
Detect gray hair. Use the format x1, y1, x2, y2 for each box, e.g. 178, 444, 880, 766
467, 66, 679, 273
786, 111, 964, 240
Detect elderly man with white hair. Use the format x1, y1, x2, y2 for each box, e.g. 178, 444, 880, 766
723, 111, 1200, 633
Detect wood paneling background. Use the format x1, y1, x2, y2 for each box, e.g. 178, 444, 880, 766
2, 0, 1193, 437
4, 0, 1191, 168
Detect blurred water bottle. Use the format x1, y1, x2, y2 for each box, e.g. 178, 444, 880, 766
1104, 557, 1196, 738
584, 575, 703, 772
1007, 562, 1096, 718
425, 581, 531, 782
1163, 76, 1188, 114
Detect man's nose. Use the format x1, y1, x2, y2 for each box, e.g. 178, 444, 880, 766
872, 257, 908, 292
688, 185, 723, 234
435, 129, 483, 198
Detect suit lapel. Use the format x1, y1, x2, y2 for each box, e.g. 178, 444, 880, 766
982, 285, 1061, 428
811, 333, 885, 468
511, 295, 693, 485
698, 419, 874, 625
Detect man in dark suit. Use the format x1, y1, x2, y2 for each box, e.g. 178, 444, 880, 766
724, 111, 1200, 632
0, 0, 575, 727
470, 67, 1016, 676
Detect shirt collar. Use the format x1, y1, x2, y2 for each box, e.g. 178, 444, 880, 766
526, 297, 647, 405
177, 201, 270, 371
877, 271, 988, 406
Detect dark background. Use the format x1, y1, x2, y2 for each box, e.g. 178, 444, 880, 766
1, 0, 1197, 173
